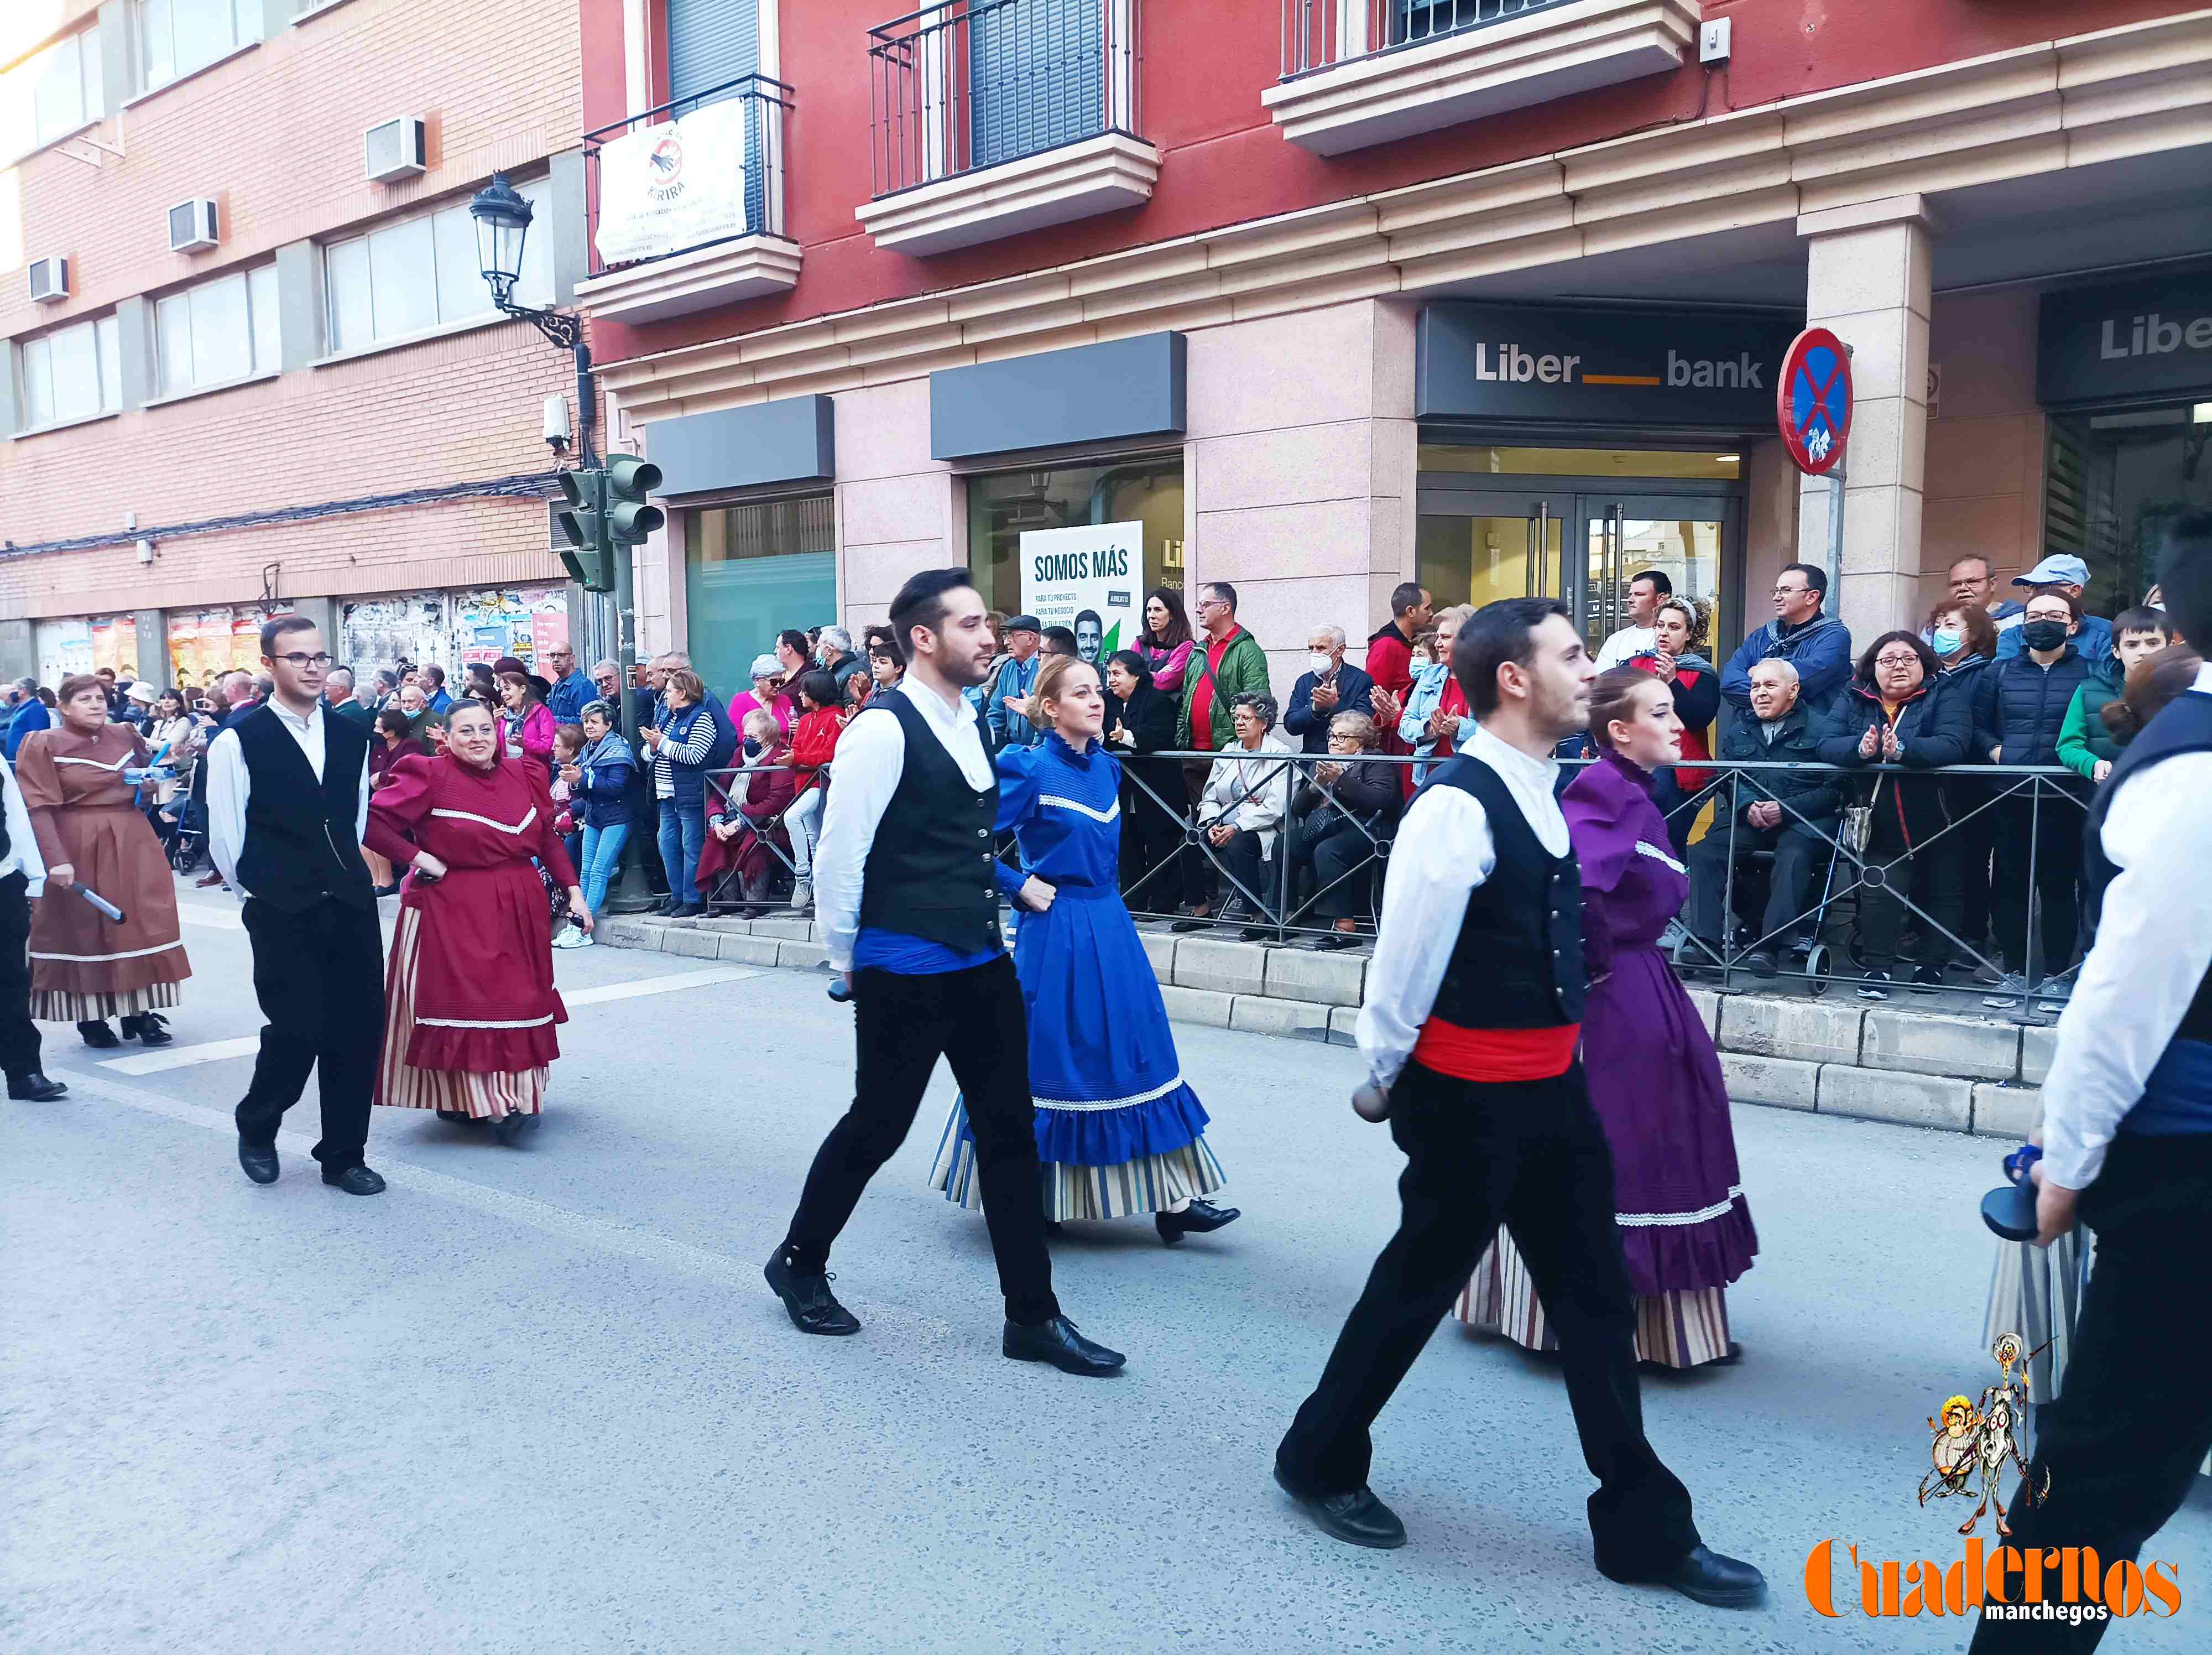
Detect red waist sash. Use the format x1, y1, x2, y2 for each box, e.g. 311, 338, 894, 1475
1411, 1016, 1580, 1082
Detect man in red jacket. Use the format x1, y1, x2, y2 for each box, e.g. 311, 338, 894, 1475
1363, 583, 1430, 750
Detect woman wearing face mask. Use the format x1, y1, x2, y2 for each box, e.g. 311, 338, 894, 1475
363, 699, 589, 1146
929, 656, 1239, 1246
1459, 669, 1756, 1368
1925, 600, 2001, 971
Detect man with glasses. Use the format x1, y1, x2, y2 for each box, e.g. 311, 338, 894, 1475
204, 617, 387, 1198
1991, 553, 2118, 675
1718, 562, 1853, 722
542, 643, 593, 724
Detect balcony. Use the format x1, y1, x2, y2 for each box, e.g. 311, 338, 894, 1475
856, 0, 1156, 257
1265, 0, 1699, 156
575, 74, 800, 325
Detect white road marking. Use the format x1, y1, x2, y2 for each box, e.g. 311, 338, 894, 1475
176, 904, 243, 930
96, 965, 761, 1075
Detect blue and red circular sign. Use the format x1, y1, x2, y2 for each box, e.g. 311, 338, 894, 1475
1778, 327, 1853, 475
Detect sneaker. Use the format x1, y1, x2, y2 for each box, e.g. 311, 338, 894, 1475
571, 930, 596, 948
790, 879, 812, 912
1910, 964, 1947, 991
2033, 983, 2069, 1018
1855, 969, 1892, 1001
550, 926, 585, 950
1982, 972, 2028, 1009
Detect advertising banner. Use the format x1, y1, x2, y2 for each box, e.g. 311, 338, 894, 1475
594, 98, 749, 267
1020, 521, 1143, 665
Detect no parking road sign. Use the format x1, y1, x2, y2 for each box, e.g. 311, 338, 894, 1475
1778, 327, 1853, 475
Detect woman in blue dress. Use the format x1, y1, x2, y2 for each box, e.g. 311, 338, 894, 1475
931, 655, 1240, 1245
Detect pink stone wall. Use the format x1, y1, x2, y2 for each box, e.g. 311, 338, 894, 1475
1923, 289, 2047, 617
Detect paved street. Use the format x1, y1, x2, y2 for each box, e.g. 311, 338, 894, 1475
5, 883, 2208, 1654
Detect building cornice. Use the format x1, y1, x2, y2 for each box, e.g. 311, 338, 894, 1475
595, 8, 2212, 428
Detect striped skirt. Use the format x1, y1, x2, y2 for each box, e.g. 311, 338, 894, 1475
35, 981, 180, 1023
1457, 1230, 1733, 1370
374, 908, 548, 1120
928, 1097, 1228, 1222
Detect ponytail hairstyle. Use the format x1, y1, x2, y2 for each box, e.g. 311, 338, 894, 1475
1586, 665, 1668, 752
1029, 654, 1100, 732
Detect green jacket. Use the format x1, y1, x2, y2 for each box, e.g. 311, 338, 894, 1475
2055, 675, 2124, 777
1176, 627, 1271, 751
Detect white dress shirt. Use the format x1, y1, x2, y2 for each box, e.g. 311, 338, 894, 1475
1355, 721, 1571, 1092
204, 699, 372, 901
2039, 664, 2212, 1189
813, 676, 996, 973
1593, 624, 1656, 672
0, 754, 46, 894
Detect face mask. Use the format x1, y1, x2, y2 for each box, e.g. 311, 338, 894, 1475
1931, 627, 1963, 656
1307, 653, 1333, 676
2021, 620, 2069, 652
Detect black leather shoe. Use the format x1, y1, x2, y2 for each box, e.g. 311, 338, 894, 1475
1156, 1200, 1241, 1245
492, 1111, 538, 1147
1272, 1461, 1407, 1549
1002, 1315, 1125, 1376
321, 1164, 387, 1196
764, 1250, 861, 1336
77, 1019, 119, 1049
237, 1136, 280, 1185
123, 1012, 173, 1047
1606, 1544, 1767, 1609
7, 1071, 69, 1101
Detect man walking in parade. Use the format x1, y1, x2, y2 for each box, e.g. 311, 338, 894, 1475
765, 568, 1125, 1377
1274, 596, 1766, 1608
2, 751, 66, 1101
205, 617, 387, 1196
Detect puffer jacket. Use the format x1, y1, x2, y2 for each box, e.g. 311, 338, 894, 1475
1818, 673, 1973, 849
1971, 642, 2096, 771
1713, 702, 1839, 830
568, 730, 637, 829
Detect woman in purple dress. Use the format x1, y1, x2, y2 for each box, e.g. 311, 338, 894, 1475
1460, 667, 1757, 1368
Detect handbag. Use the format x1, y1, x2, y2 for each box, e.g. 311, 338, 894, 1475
1839, 774, 1879, 856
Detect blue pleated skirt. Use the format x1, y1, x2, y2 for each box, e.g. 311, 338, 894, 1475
930, 886, 1227, 1220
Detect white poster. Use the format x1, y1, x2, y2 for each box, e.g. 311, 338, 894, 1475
594, 99, 750, 267
1020, 521, 1143, 665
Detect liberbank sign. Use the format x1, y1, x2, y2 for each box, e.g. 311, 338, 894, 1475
1417, 303, 1801, 427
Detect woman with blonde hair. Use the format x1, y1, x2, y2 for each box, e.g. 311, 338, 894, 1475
931, 653, 1238, 1244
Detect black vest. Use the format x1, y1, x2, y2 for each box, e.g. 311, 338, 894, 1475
855, 691, 1003, 955
233, 704, 375, 913
1419, 751, 1586, 1029
2085, 687, 2212, 1044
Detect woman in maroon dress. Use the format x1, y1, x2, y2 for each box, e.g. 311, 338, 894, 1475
1460, 668, 1756, 1368
363, 700, 590, 1146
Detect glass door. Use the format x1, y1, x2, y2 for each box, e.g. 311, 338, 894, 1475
1579, 493, 1732, 654
1414, 490, 1575, 616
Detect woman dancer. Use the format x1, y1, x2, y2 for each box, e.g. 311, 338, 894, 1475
930, 655, 1239, 1243
1459, 668, 1756, 1368
363, 700, 590, 1146
15, 674, 190, 1048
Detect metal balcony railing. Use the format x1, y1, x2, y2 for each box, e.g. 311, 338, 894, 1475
1281, 0, 1573, 79
582, 72, 794, 278
867, 0, 1142, 200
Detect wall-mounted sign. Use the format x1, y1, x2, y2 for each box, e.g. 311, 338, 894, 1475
2038, 273, 2212, 409
594, 98, 750, 267
1021, 522, 1142, 665
1777, 327, 1853, 476
1417, 303, 1802, 425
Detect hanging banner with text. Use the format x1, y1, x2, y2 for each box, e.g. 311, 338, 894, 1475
594, 99, 750, 267
1021, 521, 1142, 666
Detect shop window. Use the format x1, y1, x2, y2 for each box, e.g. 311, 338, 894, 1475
155, 266, 279, 395
325, 180, 554, 353
3, 24, 102, 157
2044, 403, 2211, 612
684, 495, 837, 701
137, 0, 248, 94
964, 454, 1183, 618
18, 315, 122, 429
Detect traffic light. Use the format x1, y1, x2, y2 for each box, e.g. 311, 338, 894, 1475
553, 467, 613, 593
604, 454, 665, 549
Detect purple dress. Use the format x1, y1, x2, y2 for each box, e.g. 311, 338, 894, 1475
1566, 748, 1757, 1298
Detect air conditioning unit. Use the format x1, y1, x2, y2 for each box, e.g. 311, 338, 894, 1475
168, 199, 220, 252
28, 257, 70, 303
364, 117, 427, 184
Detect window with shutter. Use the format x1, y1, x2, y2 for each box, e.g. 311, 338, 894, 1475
969, 0, 1105, 173
665, 0, 766, 235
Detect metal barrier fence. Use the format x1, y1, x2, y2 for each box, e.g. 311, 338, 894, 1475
678, 746, 2095, 1024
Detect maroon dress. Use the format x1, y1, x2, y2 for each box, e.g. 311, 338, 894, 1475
363, 752, 578, 1118
1460, 747, 1757, 1368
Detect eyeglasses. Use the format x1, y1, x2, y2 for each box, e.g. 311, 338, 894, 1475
1771, 586, 1810, 598
1874, 652, 1921, 669
272, 652, 334, 668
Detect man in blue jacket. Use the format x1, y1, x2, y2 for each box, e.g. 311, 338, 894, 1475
1990, 554, 2117, 675
1284, 624, 1375, 753
984, 614, 1044, 747
1719, 562, 1853, 724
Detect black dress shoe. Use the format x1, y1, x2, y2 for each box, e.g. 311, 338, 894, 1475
1272, 1461, 1407, 1549
1156, 1200, 1241, 1245
492, 1111, 538, 1147
237, 1135, 280, 1185
123, 1012, 173, 1047
1606, 1544, 1767, 1609
77, 1019, 120, 1049
7, 1071, 69, 1101
321, 1164, 387, 1196
1002, 1315, 1125, 1376
764, 1250, 861, 1336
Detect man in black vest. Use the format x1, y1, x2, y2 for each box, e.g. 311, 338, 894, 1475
2, 752, 66, 1100
1274, 597, 1765, 1609
1971, 519, 2212, 1653
204, 617, 386, 1195
765, 568, 1124, 1377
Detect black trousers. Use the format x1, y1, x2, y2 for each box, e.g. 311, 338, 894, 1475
1277, 1060, 1699, 1577
0, 871, 39, 1079
1969, 1136, 2212, 1653
234, 897, 386, 1170
1215, 826, 1270, 914
784, 955, 1059, 1326
1858, 819, 1965, 969
1992, 793, 2086, 981
1118, 761, 1185, 914
1687, 822, 1825, 951
1290, 814, 1380, 921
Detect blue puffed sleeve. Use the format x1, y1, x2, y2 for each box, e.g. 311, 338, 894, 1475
993, 743, 1043, 832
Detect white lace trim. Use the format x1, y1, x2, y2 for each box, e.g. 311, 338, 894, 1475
1037, 792, 1119, 824
1634, 839, 1687, 875
31, 938, 186, 962
429, 805, 538, 835
415, 1012, 556, 1029
1032, 1072, 1186, 1111
1615, 1185, 1745, 1227
51, 753, 132, 771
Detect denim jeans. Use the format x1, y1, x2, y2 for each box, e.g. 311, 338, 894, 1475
579, 822, 630, 915
787, 788, 824, 878
657, 801, 705, 905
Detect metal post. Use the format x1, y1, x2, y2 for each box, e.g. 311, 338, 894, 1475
1825, 458, 1846, 601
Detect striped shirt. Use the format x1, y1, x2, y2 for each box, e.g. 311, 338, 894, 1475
654, 707, 716, 799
